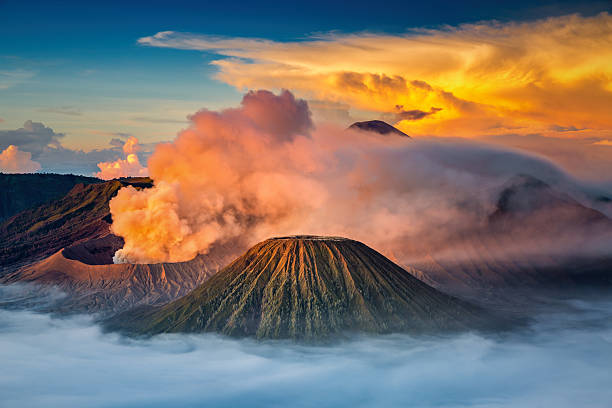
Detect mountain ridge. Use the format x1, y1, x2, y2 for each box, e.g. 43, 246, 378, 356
0, 177, 152, 272
0, 173, 101, 221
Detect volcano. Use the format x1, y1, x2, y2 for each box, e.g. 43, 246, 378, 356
0, 175, 242, 313
111, 236, 495, 341
348, 120, 410, 137
405, 175, 612, 294
1, 238, 235, 314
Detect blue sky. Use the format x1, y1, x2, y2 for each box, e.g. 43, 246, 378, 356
1, 0, 611, 175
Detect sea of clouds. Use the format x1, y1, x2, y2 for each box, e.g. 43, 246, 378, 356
1, 288, 611, 408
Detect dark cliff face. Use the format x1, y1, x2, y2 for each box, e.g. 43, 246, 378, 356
348, 120, 410, 137
0, 178, 153, 272
114, 236, 494, 341
0, 173, 101, 221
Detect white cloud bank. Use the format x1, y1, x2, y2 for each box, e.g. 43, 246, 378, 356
0, 294, 611, 407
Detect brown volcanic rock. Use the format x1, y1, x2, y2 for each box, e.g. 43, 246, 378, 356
0, 175, 245, 313
111, 236, 494, 341
1, 243, 237, 314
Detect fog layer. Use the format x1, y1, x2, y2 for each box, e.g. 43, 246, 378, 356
1, 296, 611, 408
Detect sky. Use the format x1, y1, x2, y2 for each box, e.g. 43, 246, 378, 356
1, 0, 612, 177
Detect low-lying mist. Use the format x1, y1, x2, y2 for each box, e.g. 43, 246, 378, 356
1, 291, 611, 408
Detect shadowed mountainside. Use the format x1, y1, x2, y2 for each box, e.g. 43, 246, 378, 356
0, 173, 101, 221
0, 177, 152, 273
108, 236, 497, 341
405, 175, 612, 295
348, 120, 410, 137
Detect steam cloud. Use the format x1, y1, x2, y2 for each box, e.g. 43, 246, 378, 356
0, 145, 41, 173
1, 290, 611, 407
95, 136, 148, 180
109, 90, 611, 264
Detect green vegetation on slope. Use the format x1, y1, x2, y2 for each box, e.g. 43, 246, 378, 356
115, 236, 495, 341
0, 173, 101, 221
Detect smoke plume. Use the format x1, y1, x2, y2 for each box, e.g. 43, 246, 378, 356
109, 90, 611, 264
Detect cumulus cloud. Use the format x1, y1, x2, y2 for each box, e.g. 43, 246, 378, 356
0, 121, 151, 175
0, 145, 41, 173
138, 13, 612, 141
0, 120, 64, 157
108, 90, 611, 264
0, 291, 611, 408
95, 136, 149, 180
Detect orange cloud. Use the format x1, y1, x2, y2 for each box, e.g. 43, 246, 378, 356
139, 13, 612, 139
95, 137, 148, 180
0, 145, 41, 173
593, 140, 612, 146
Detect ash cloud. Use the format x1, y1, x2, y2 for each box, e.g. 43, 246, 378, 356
109, 89, 612, 264
0, 294, 611, 407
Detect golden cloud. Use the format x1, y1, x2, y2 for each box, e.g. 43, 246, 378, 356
139, 13, 612, 139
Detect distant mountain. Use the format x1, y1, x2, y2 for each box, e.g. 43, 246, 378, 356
0, 177, 153, 272
109, 236, 496, 341
0, 173, 101, 221
406, 175, 612, 294
348, 120, 410, 137
489, 174, 609, 226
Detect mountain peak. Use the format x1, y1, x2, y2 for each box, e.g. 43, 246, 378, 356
489, 174, 610, 227
348, 120, 410, 137
110, 236, 495, 341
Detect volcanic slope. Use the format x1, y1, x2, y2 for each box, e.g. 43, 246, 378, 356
0, 240, 235, 314
0, 173, 100, 221
112, 236, 495, 341
0, 177, 151, 272
0, 175, 245, 313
